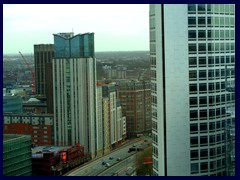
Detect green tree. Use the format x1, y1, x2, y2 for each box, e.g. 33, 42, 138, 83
135, 146, 152, 176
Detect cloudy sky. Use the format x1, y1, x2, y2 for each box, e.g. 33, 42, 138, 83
3, 4, 149, 54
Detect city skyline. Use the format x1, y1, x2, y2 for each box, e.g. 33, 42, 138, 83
3, 4, 149, 54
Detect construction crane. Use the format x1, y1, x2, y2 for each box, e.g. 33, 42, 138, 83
19, 51, 35, 95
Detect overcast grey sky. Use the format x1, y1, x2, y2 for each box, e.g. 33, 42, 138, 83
3, 4, 149, 54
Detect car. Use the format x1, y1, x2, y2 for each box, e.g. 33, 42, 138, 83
102, 161, 106, 165
116, 157, 121, 161
105, 163, 110, 167
109, 156, 113, 160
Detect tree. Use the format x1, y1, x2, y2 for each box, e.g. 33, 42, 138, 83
135, 146, 152, 176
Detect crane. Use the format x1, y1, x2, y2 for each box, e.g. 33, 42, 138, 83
19, 51, 35, 95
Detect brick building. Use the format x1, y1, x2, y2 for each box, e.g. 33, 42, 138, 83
3, 113, 53, 146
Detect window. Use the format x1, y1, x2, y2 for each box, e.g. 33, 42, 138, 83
200, 123, 208, 132
209, 122, 215, 131
189, 70, 197, 80
191, 137, 198, 147
200, 110, 207, 118
189, 44, 197, 53
208, 30, 213, 39
190, 84, 197, 93
209, 108, 215, 118
189, 30, 196, 39
191, 150, 199, 160
198, 17, 206, 26
198, 30, 206, 39
188, 17, 196, 26
199, 43, 206, 52
190, 97, 198, 107
199, 57, 206, 67
208, 70, 214, 80
210, 135, 216, 144
188, 4, 196, 12
199, 83, 207, 92
198, 4, 205, 12
201, 162, 208, 172
190, 110, 198, 119
199, 70, 206, 80
199, 96, 207, 106
200, 149, 208, 159
190, 124, 198, 133
208, 56, 214, 66
189, 57, 197, 67
200, 136, 208, 145
191, 163, 199, 173
215, 30, 220, 39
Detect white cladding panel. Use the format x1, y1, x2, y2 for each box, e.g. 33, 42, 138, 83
163, 4, 191, 176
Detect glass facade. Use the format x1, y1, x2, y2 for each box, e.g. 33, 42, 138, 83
150, 4, 235, 176
3, 95, 23, 113
188, 4, 235, 176
3, 134, 32, 176
54, 33, 95, 58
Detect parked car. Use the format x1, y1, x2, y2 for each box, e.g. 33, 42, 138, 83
102, 161, 106, 165
109, 156, 113, 160
117, 157, 121, 161
106, 163, 110, 167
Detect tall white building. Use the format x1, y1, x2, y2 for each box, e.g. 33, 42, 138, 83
96, 85, 104, 156
150, 4, 235, 176
52, 32, 97, 157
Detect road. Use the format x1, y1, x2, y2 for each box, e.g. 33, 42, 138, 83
66, 138, 147, 176
98, 155, 136, 176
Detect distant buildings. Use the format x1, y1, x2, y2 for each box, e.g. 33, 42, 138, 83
3, 94, 23, 113
101, 83, 127, 150
52, 32, 97, 157
118, 80, 152, 138
150, 4, 235, 176
34, 44, 54, 113
3, 134, 32, 176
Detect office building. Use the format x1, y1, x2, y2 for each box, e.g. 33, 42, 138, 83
150, 4, 235, 176
34, 44, 54, 113
34, 44, 54, 96
3, 134, 32, 176
118, 80, 152, 138
52, 32, 97, 157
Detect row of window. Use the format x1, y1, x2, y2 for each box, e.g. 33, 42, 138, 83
188, 16, 234, 27
189, 69, 234, 81
189, 55, 235, 67
190, 121, 226, 133
190, 82, 232, 93
189, 43, 235, 54
188, 4, 235, 14
191, 134, 225, 147
189, 29, 235, 40
190, 105, 234, 120
191, 146, 225, 160
191, 159, 226, 174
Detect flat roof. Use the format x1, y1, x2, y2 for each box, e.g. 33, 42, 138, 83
3, 134, 30, 142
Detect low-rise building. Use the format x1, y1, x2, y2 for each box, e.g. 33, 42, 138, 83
3, 134, 32, 176
3, 113, 53, 146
